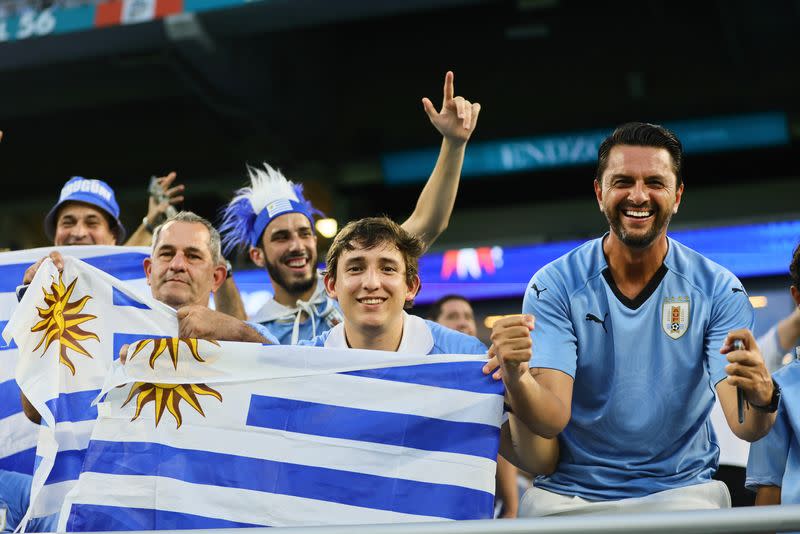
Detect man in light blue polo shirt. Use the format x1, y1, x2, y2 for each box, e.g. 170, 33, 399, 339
486, 122, 777, 515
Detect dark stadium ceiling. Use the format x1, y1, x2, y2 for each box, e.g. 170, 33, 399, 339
0, 0, 799, 226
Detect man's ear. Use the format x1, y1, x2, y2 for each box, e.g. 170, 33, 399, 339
406, 274, 421, 303
143, 258, 152, 287
673, 182, 685, 214
211, 264, 226, 293
593, 179, 604, 212
323, 272, 337, 300
249, 246, 265, 267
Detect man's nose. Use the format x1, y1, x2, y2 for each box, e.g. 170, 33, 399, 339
629, 181, 648, 204
362, 267, 380, 289
288, 234, 303, 251
169, 252, 187, 271
71, 222, 88, 237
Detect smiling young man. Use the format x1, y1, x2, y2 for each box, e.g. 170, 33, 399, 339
303, 216, 559, 487
486, 122, 776, 515
219, 72, 481, 344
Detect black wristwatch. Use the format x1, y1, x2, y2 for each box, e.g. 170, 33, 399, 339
750, 378, 781, 413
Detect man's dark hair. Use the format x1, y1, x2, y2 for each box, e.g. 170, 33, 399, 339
596, 122, 683, 186
324, 216, 423, 308
428, 294, 471, 321
790, 241, 800, 290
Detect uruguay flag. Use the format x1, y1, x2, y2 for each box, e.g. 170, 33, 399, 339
2, 254, 177, 529
0, 245, 150, 476
60, 340, 505, 529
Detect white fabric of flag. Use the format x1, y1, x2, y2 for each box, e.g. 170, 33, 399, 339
0, 246, 150, 476
60, 340, 504, 530
2, 254, 176, 527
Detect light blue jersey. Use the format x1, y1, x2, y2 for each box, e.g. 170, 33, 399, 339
746, 360, 800, 502
0, 470, 57, 532
300, 312, 487, 356
526, 236, 754, 501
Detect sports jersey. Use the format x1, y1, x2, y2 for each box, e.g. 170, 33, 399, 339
526, 235, 754, 500
746, 359, 800, 502
0, 470, 57, 532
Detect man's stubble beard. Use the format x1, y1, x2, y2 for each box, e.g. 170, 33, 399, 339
265, 255, 317, 297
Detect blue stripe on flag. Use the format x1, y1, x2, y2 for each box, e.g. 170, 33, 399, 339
0, 252, 147, 292
0, 446, 35, 474
113, 333, 171, 362
247, 395, 499, 460
67, 504, 265, 531
0, 321, 17, 350
0, 378, 22, 419
46, 449, 85, 485
342, 362, 504, 395
0, 263, 30, 292
45, 389, 100, 423
83, 253, 148, 281
112, 288, 151, 309
82, 440, 494, 521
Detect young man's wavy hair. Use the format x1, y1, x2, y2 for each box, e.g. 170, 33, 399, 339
324, 216, 423, 308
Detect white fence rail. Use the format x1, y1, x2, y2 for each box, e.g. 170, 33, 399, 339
84, 504, 800, 534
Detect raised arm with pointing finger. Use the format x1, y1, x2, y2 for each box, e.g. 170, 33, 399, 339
404, 70, 481, 249
217, 71, 481, 344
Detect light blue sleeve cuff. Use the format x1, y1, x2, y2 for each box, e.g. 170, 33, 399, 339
245, 321, 279, 345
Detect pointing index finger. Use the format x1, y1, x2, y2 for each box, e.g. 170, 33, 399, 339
443, 71, 454, 104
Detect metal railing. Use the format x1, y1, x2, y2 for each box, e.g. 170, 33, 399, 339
83, 505, 800, 534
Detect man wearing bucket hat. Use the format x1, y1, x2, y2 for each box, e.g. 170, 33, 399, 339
43, 176, 127, 246
22, 173, 183, 284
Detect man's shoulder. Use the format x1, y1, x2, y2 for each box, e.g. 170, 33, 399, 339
425, 320, 487, 355
666, 238, 740, 290
530, 237, 604, 295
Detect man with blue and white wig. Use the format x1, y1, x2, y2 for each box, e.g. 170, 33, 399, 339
221, 71, 481, 344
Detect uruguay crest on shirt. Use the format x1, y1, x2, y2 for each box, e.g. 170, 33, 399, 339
662, 296, 690, 339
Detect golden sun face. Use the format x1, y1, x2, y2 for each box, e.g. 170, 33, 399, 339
31, 273, 98, 375
129, 338, 219, 369
122, 381, 222, 428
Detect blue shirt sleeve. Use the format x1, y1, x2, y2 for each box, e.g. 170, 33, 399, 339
706, 273, 755, 386
245, 321, 280, 345
0, 470, 32, 532
525, 267, 578, 378
746, 403, 790, 491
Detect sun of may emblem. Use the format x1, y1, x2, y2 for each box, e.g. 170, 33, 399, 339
123, 382, 222, 428
31, 273, 98, 375
129, 337, 218, 369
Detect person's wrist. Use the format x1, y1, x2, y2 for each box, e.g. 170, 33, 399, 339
142, 216, 156, 234
750, 378, 781, 413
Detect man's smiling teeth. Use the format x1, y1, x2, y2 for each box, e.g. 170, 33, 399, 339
624, 209, 652, 218
358, 298, 385, 304
286, 258, 307, 267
